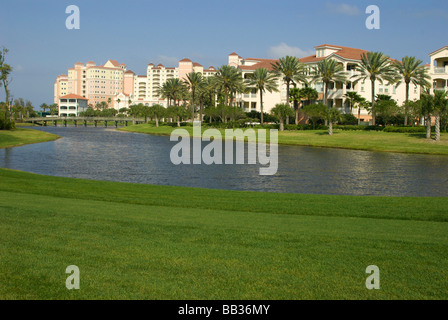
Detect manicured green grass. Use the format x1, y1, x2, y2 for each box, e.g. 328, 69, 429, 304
14, 123, 39, 127
119, 124, 448, 155
0, 128, 60, 148
0, 168, 447, 299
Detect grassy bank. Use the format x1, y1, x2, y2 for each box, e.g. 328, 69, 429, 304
119, 124, 448, 155
0, 168, 447, 299
0, 128, 60, 148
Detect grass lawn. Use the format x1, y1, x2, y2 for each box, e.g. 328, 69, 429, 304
119, 124, 448, 155
0, 128, 60, 148
0, 168, 447, 299
14, 123, 39, 127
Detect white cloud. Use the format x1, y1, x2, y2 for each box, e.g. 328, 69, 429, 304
15, 64, 24, 73
267, 43, 314, 59
326, 2, 361, 16
149, 55, 179, 66
411, 10, 448, 19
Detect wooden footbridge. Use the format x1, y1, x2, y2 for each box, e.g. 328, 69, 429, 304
23, 117, 148, 128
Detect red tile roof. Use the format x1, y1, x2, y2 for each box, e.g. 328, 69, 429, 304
193, 62, 203, 67
59, 94, 88, 100
108, 60, 120, 67
429, 46, 448, 55
180, 58, 192, 62
238, 58, 279, 71
301, 45, 370, 63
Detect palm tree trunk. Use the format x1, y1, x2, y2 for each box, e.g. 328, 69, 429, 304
191, 91, 195, 122
426, 115, 431, 139
155, 115, 159, 127
199, 102, 203, 122
279, 118, 284, 131
323, 82, 328, 106
435, 112, 440, 141
324, 82, 329, 125
329, 121, 333, 136
404, 82, 409, 126
177, 116, 180, 127
286, 81, 290, 125
260, 90, 264, 126
295, 101, 299, 125
371, 80, 376, 125
358, 107, 361, 125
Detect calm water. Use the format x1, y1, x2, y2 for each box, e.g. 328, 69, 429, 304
1, 126, 448, 196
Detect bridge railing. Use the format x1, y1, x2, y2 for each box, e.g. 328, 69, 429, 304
24, 117, 147, 122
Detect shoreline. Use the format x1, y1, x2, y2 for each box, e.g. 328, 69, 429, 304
118, 124, 448, 156
0, 128, 61, 149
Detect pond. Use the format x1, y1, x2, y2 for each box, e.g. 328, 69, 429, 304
1, 126, 448, 197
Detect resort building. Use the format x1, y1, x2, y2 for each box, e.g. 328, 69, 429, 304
54, 74, 68, 103
123, 59, 216, 107
231, 44, 422, 122
428, 46, 448, 93
54, 59, 128, 108
54, 45, 442, 123
58, 94, 88, 117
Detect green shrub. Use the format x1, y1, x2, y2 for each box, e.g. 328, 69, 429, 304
383, 126, 426, 133
283, 124, 329, 131
339, 114, 358, 125
0, 118, 15, 130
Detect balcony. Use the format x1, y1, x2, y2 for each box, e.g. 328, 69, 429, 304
327, 89, 344, 99
434, 67, 447, 74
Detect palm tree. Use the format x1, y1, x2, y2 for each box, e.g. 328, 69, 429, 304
184, 72, 204, 122
195, 79, 214, 122
40, 103, 48, 114
157, 78, 187, 107
214, 65, 243, 106
271, 56, 307, 108
352, 52, 398, 125
289, 88, 304, 124
245, 68, 279, 125
344, 91, 365, 124
98, 101, 108, 111
311, 59, 347, 108
325, 107, 341, 136
150, 104, 166, 127
300, 87, 319, 106
393, 56, 431, 125
344, 91, 362, 114
271, 103, 294, 131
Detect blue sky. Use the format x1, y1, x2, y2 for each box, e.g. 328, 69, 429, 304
0, 0, 447, 108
